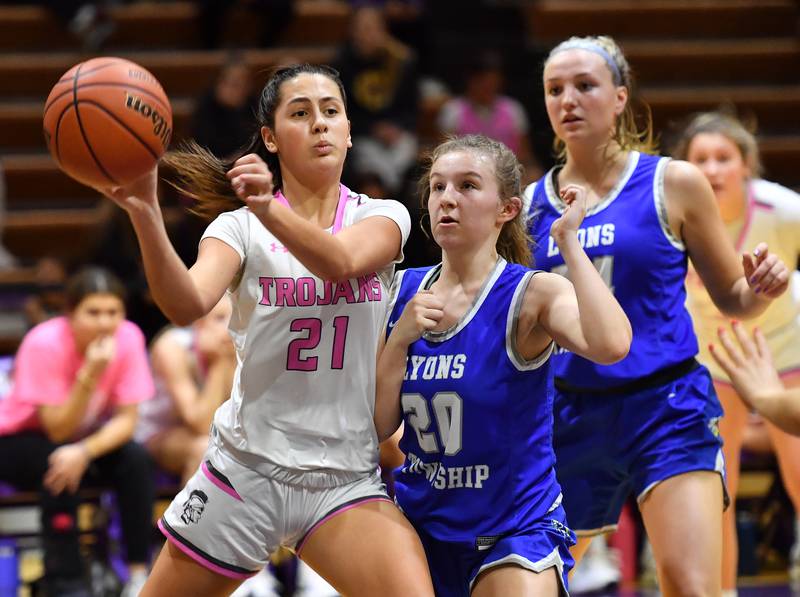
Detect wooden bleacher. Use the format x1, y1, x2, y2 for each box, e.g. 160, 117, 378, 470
0, 0, 799, 355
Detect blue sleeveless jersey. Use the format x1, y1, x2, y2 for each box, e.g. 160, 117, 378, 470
388, 259, 563, 543
526, 151, 698, 389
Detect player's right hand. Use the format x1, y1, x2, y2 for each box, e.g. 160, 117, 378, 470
392, 290, 445, 345
95, 165, 160, 212
710, 322, 784, 410
550, 183, 587, 242
83, 334, 116, 379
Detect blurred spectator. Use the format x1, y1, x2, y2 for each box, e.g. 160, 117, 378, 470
135, 297, 235, 484
0, 267, 155, 597
23, 256, 68, 329
190, 53, 257, 160
195, 0, 295, 49
334, 6, 419, 195
437, 51, 542, 181
0, 164, 17, 271
40, 1, 115, 50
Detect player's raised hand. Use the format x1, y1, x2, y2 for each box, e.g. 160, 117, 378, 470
227, 153, 274, 216
550, 183, 588, 242
710, 323, 784, 411
94, 165, 160, 213
392, 290, 445, 345
742, 242, 789, 298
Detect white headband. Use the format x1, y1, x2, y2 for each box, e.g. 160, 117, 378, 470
550, 40, 622, 86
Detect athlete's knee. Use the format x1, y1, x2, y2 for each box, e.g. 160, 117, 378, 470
658, 560, 718, 597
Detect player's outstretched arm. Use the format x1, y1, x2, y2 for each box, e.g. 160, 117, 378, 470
711, 323, 800, 436
670, 160, 789, 318
98, 166, 240, 326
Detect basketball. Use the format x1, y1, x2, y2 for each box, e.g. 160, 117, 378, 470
42, 57, 172, 189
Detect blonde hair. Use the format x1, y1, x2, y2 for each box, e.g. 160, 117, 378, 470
671, 111, 762, 178
545, 35, 657, 160
418, 135, 532, 266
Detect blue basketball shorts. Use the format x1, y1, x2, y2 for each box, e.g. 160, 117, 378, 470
411, 503, 575, 596
553, 364, 727, 535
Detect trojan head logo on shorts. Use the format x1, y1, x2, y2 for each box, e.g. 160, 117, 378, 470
180, 489, 209, 525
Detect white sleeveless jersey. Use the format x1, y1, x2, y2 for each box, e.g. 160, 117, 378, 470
201, 185, 410, 480
687, 179, 800, 379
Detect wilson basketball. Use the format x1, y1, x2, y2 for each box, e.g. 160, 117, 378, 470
43, 57, 172, 189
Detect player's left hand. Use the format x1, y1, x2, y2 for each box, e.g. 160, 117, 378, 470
742, 242, 789, 298
43, 443, 90, 495
710, 323, 784, 410
227, 154, 274, 216
550, 184, 587, 242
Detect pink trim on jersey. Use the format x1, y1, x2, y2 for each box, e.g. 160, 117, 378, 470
157, 519, 255, 579
201, 461, 244, 502
272, 184, 353, 234
295, 497, 392, 556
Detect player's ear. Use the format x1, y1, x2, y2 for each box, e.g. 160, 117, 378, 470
499, 196, 522, 223
261, 126, 278, 153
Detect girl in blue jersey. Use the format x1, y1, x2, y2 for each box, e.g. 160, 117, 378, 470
525, 35, 791, 596
375, 134, 632, 596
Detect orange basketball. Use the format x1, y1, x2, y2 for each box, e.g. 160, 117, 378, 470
43, 57, 172, 189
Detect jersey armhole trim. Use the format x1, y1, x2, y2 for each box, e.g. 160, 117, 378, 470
506, 270, 554, 371
653, 157, 685, 251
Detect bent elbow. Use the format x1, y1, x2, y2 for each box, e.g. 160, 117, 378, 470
595, 336, 631, 365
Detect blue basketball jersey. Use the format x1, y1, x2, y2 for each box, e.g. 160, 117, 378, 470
387, 258, 563, 544
526, 151, 698, 389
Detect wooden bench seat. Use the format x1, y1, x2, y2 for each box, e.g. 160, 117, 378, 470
527, 0, 798, 43
0, 1, 350, 52
0, 46, 337, 100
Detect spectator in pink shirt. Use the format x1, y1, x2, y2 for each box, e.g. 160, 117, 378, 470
0, 267, 156, 597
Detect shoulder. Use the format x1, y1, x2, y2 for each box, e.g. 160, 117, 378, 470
662, 159, 715, 215
347, 193, 410, 224
522, 270, 571, 305
115, 320, 147, 350
663, 159, 708, 195
751, 179, 800, 216
21, 317, 69, 350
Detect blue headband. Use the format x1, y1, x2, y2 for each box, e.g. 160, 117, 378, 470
549, 40, 622, 86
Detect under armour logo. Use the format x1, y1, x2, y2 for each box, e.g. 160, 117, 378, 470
269, 242, 289, 253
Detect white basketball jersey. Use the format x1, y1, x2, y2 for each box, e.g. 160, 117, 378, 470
201, 185, 410, 481
687, 179, 800, 378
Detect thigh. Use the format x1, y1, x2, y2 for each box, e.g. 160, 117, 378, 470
140, 540, 244, 597
714, 381, 748, 496
765, 372, 800, 504
299, 499, 434, 597
148, 426, 206, 476
639, 471, 722, 597
0, 432, 54, 487
472, 565, 560, 597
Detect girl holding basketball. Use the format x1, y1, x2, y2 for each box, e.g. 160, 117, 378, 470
95, 64, 434, 596
525, 36, 790, 595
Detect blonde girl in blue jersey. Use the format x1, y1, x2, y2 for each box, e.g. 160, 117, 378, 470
673, 111, 800, 592
375, 134, 632, 596
525, 36, 791, 597
93, 64, 435, 597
